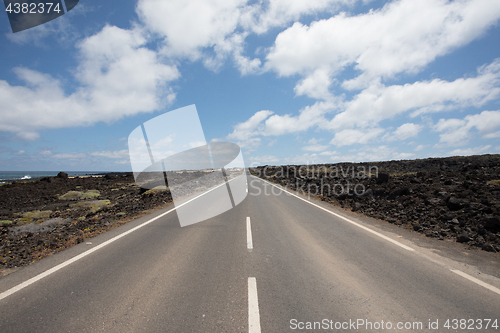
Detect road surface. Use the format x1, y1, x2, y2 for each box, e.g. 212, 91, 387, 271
0, 175, 499, 332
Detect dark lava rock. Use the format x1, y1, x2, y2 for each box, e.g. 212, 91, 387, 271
377, 173, 389, 184
483, 217, 500, 232
358, 188, 373, 197
482, 243, 497, 252
457, 233, 471, 243
447, 197, 469, 211
388, 188, 411, 200
352, 202, 363, 211
251, 154, 500, 253
425, 197, 442, 205
57, 172, 68, 179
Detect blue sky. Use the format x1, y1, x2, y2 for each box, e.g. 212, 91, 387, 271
1, 0, 500, 171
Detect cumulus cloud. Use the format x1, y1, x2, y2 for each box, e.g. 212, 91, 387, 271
227, 110, 273, 141
266, 0, 500, 93
448, 145, 493, 156
385, 123, 422, 141
263, 101, 334, 136
136, 0, 353, 74
320, 145, 415, 162
325, 59, 500, 130
0, 25, 180, 140
329, 128, 384, 146
414, 144, 426, 152
241, 0, 354, 34
434, 110, 500, 146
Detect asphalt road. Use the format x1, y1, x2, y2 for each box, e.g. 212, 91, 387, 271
1, 175, 499, 332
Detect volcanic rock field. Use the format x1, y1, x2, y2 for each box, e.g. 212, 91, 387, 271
250, 154, 500, 253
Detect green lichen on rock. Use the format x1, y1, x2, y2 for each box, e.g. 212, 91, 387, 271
70, 200, 111, 213
60, 190, 100, 200
59, 191, 83, 200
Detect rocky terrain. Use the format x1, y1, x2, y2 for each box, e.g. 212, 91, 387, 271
0, 172, 173, 274
250, 154, 500, 253
0, 169, 244, 275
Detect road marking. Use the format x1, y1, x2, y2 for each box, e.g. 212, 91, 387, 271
450, 270, 500, 295
247, 217, 253, 250
248, 277, 262, 333
256, 177, 414, 252
255, 177, 500, 296
0, 177, 241, 302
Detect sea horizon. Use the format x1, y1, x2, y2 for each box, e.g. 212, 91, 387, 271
0, 171, 125, 183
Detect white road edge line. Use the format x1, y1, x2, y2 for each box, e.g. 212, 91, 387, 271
0, 176, 243, 302
256, 176, 500, 296
247, 217, 253, 250
450, 269, 500, 295
256, 176, 414, 252
248, 277, 262, 333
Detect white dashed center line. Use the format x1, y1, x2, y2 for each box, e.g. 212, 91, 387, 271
248, 277, 262, 333
247, 216, 253, 250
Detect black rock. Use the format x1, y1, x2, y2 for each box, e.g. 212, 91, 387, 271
388, 188, 411, 200
447, 197, 469, 211
352, 202, 363, 211
425, 198, 442, 205
483, 217, 500, 232
57, 172, 68, 179
358, 188, 373, 197
377, 173, 389, 184
457, 233, 471, 243
482, 243, 497, 252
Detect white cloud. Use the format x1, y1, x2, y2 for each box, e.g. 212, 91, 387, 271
239, 137, 262, 152
385, 123, 422, 141
302, 144, 329, 152
0, 25, 180, 140
137, 0, 353, 74
294, 68, 334, 100
228, 58, 500, 148
435, 110, 500, 146
6, 7, 79, 45
241, 0, 354, 35
266, 0, 500, 90
308, 138, 320, 144
448, 145, 493, 156
414, 144, 426, 152
322, 145, 413, 162
283, 153, 322, 164
90, 150, 130, 159
227, 110, 273, 141
326, 59, 500, 130
248, 154, 281, 165
137, 0, 244, 59
330, 128, 384, 146
263, 101, 334, 135
52, 153, 89, 159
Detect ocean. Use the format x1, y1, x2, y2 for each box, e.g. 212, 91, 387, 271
0, 171, 106, 183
